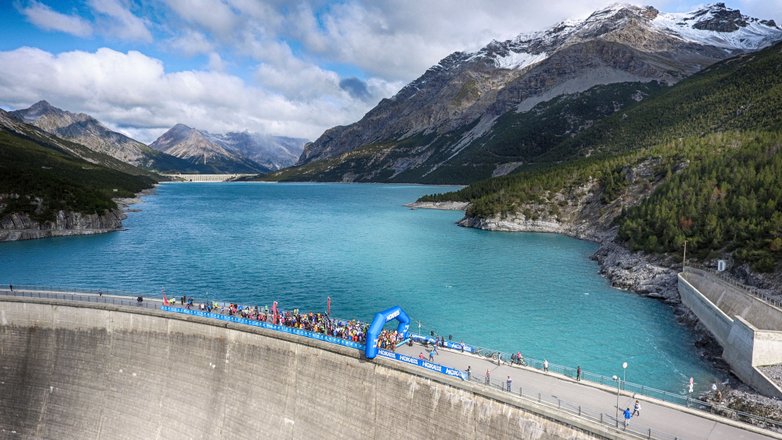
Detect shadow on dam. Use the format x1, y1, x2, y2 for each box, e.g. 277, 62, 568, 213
0, 298, 616, 439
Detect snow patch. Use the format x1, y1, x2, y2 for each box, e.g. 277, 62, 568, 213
653, 12, 782, 50
494, 51, 548, 70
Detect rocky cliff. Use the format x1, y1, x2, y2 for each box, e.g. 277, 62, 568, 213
0, 208, 124, 241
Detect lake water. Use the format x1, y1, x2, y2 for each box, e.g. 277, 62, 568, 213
0, 182, 719, 392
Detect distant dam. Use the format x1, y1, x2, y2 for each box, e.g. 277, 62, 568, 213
162, 173, 256, 182
0, 296, 619, 440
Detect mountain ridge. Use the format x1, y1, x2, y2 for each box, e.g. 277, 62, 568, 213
9, 101, 199, 174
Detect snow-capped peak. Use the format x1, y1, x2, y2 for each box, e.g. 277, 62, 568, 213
418, 2, 782, 80
652, 3, 782, 50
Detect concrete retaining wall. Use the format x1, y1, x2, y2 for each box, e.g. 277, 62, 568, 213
678, 274, 733, 346
678, 273, 782, 399
0, 298, 620, 440
682, 270, 782, 331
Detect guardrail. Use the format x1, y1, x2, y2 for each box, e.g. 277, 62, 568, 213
414, 325, 782, 432
0, 287, 160, 309
474, 373, 683, 440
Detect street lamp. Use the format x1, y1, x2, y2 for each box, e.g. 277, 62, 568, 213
612, 375, 620, 427
622, 362, 628, 390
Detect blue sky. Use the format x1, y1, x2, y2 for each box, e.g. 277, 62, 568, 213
0, 0, 780, 143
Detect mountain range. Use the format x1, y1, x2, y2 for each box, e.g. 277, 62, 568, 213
272, 2, 782, 184
9, 101, 196, 174
149, 124, 306, 173
9, 101, 306, 174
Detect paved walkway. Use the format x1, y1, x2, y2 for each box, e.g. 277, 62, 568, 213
397, 343, 779, 440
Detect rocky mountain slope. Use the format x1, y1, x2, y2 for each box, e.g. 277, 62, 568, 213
10, 101, 195, 174
279, 3, 782, 184
0, 109, 155, 241
150, 124, 306, 173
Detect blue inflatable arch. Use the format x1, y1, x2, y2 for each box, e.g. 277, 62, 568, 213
365, 306, 411, 359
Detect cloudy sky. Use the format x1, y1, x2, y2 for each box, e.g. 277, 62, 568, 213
1, 0, 780, 143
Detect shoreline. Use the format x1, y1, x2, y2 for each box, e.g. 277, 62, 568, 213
0, 185, 157, 243
411, 199, 782, 421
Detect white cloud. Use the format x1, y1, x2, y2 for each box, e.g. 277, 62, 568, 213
167, 30, 214, 55
207, 52, 226, 71
19, 1, 93, 37
165, 0, 239, 38
0, 47, 388, 143
288, 0, 628, 82
254, 47, 342, 100
88, 0, 153, 42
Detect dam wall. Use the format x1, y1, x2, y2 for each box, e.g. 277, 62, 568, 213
678, 270, 782, 399
0, 298, 621, 440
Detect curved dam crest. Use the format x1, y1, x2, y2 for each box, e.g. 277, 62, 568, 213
0, 298, 611, 440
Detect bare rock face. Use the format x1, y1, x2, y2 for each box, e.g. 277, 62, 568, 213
0, 209, 124, 241
691, 3, 747, 32
295, 4, 782, 183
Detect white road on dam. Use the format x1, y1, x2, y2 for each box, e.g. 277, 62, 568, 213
396, 343, 780, 440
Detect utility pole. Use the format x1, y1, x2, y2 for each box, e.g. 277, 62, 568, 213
683, 239, 687, 270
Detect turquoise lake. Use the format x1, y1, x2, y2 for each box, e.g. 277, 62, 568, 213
0, 182, 720, 393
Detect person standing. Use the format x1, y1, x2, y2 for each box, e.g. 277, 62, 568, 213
466, 366, 471, 380
543, 359, 549, 373
485, 369, 491, 385
506, 376, 513, 392
576, 366, 582, 381
623, 407, 632, 429
428, 349, 435, 362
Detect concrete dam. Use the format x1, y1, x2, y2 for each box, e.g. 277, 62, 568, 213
0, 297, 618, 440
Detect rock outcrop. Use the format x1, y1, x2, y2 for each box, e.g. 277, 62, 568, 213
0, 208, 125, 241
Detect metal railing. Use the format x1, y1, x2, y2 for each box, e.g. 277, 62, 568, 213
416, 324, 782, 432
472, 373, 683, 440
0, 286, 160, 310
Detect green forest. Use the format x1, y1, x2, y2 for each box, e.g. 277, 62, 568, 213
0, 128, 155, 223
619, 132, 782, 272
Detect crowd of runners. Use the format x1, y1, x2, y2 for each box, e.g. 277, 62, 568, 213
168, 295, 407, 349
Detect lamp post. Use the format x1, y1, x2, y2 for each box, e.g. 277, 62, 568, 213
622, 362, 628, 390
612, 375, 620, 427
